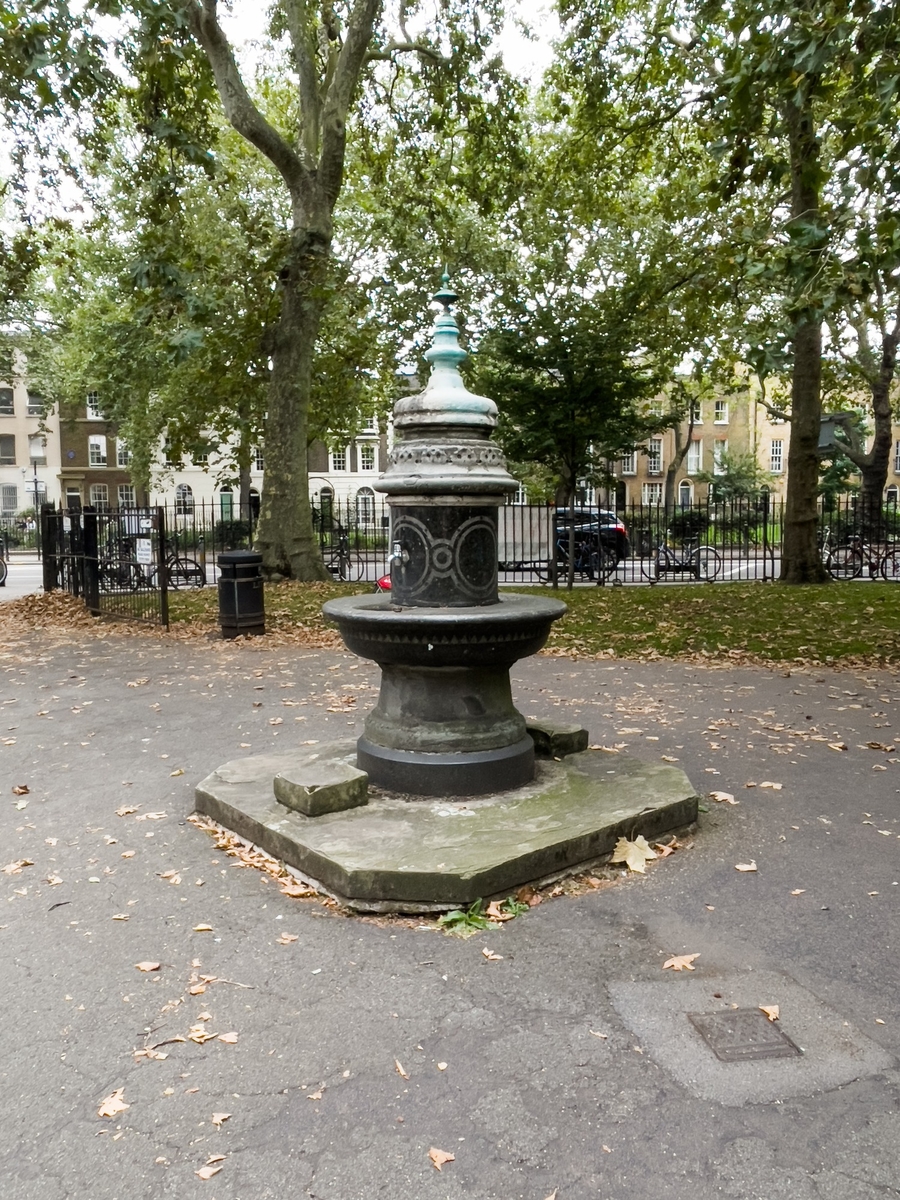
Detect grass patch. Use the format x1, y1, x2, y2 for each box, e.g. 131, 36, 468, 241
166, 579, 900, 666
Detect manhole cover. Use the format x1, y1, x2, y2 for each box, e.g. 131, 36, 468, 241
688, 1009, 802, 1062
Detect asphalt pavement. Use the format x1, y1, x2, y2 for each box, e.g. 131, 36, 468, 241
1, 626, 898, 1199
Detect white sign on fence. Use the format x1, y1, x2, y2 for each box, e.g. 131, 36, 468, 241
135, 537, 154, 565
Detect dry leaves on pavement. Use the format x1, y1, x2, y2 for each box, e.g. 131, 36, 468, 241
735, 861, 758, 872
609, 835, 657, 874
663, 953, 700, 972
428, 1148, 455, 1171
97, 1088, 129, 1118
134, 961, 160, 973
759, 1005, 780, 1022
482, 947, 503, 961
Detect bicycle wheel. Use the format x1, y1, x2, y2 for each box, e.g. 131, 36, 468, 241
640, 548, 662, 581
589, 544, 617, 582
167, 557, 206, 589
827, 546, 863, 580
100, 561, 140, 591
880, 549, 900, 581
693, 546, 722, 581
344, 554, 366, 582
0, 558, 7, 586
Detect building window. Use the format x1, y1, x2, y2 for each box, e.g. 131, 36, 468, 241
359, 443, 376, 471
687, 440, 702, 475
86, 391, 103, 419
894, 441, 900, 474
26, 391, 42, 416
0, 434, 14, 465
89, 483, 109, 510
117, 440, 132, 467
642, 482, 663, 505
28, 434, 47, 465
254, 447, 265, 471
679, 480, 692, 507
620, 450, 637, 475
0, 388, 13, 415
1, 484, 17, 514
689, 401, 703, 425
88, 434, 107, 466
330, 447, 347, 472
361, 415, 378, 433
511, 483, 529, 505
646, 438, 663, 475
175, 483, 195, 515
65, 487, 81, 511
118, 484, 136, 507
886, 485, 899, 506
713, 440, 728, 475
192, 449, 209, 467
356, 486, 376, 525
714, 399, 729, 424
770, 439, 784, 473
219, 487, 234, 521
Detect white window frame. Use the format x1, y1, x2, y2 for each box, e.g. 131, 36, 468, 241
713, 440, 728, 475
714, 399, 729, 424
330, 447, 348, 473
894, 440, 900, 474
689, 401, 703, 425
886, 485, 899, 506
0, 434, 15, 465
88, 434, 107, 467
770, 439, 784, 474
642, 481, 663, 505
1, 483, 17, 514
117, 484, 136, 507
646, 438, 663, 476
89, 483, 109, 510
620, 449, 637, 475
175, 483, 195, 515
358, 443, 376, 472
0, 388, 13, 415
28, 435, 47, 465
86, 391, 103, 419
686, 440, 702, 475
117, 440, 132, 468
254, 447, 265, 471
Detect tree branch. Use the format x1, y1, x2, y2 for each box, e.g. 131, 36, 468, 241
365, 40, 449, 64
319, 0, 381, 206
282, 0, 322, 167
184, 0, 309, 201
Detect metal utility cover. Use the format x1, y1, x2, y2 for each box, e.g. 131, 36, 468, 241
688, 1009, 802, 1062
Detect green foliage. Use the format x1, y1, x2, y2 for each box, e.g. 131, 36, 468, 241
435, 899, 493, 937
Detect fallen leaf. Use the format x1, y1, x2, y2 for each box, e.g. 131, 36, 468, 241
97, 1088, 129, 1118
482, 947, 503, 961
217, 1032, 238, 1044
11, 785, 29, 796
428, 1147, 455, 1171
589, 1030, 608, 1039
280, 881, 316, 898
543, 1191, 559, 1200
2, 859, 33, 875
307, 1089, 323, 1100
134, 811, 167, 821
661, 754, 679, 762
709, 791, 738, 805
121, 850, 136, 859
211, 1113, 231, 1128
195, 1164, 222, 1180
790, 889, 806, 896
602, 1144, 612, 1153
663, 953, 700, 971
394, 1059, 409, 1079
827, 743, 847, 752
437, 1062, 448, 1071
193, 924, 213, 932
610, 834, 657, 874
866, 741, 895, 752
169, 768, 185, 777
735, 861, 758, 872
875, 1018, 886, 1025
759, 781, 783, 790
115, 805, 139, 817
111, 913, 129, 921
189, 983, 207, 995
759, 1005, 780, 1022
515, 884, 542, 907
484, 900, 516, 922
134, 961, 160, 973
276, 933, 299, 945
45, 874, 63, 887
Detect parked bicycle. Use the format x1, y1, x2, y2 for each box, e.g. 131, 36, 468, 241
536, 527, 618, 584
820, 527, 900, 581
98, 535, 206, 591
640, 534, 722, 582
324, 528, 365, 581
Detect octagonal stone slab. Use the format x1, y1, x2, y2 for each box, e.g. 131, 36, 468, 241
195, 742, 698, 911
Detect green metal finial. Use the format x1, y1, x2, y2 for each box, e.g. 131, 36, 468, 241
433, 266, 457, 312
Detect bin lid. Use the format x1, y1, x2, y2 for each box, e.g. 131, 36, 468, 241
218, 550, 263, 565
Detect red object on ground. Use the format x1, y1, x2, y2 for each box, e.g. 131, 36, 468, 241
376, 573, 391, 592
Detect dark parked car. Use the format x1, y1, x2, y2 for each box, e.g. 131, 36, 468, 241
554, 509, 631, 562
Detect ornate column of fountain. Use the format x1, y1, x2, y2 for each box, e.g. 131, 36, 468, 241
323, 274, 567, 795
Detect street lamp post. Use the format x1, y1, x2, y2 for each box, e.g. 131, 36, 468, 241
29, 458, 41, 556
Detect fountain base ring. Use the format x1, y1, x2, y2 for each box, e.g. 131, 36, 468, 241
357, 734, 534, 796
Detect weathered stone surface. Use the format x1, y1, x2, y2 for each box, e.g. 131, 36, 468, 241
195, 743, 699, 911
526, 719, 589, 759
274, 759, 368, 817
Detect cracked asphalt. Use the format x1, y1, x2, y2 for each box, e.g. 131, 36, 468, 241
1, 625, 899, 1199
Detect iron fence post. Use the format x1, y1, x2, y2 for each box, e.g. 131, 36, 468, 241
82, 507, 101, 614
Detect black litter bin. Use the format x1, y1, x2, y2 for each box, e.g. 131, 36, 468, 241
217, 550, 265, 638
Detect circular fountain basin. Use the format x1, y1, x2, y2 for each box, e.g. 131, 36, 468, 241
322, 593, 567, 668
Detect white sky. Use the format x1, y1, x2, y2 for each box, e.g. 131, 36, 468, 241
218, 0, 559, 85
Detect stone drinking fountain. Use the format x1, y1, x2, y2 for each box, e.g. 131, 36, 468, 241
196, 275, 697, 911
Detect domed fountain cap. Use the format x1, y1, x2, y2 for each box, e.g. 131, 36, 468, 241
393, 270, 498, 432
